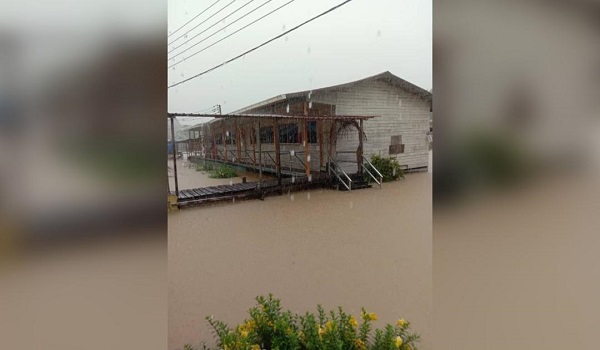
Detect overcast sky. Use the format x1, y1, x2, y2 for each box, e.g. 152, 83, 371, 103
168, 0, 431, 125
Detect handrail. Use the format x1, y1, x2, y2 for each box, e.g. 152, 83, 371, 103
328, 155, 352, 191
364, 157, 384, 179
363, 157, 383, 188
294, 153, 306, 169
363, 165, 381, 188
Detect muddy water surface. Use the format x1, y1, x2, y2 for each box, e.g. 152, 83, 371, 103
169, 171, 432, 350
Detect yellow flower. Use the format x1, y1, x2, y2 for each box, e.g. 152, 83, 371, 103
349, 316, 358, 328
361, 311, 378, 321
325, 321, 333, 331
394, 336, 403, 348
318, 326, 326, 337
355, 339, 366, 350
396, 319, 407, 328
251, 345, 260, 350
240, 330, 249, 338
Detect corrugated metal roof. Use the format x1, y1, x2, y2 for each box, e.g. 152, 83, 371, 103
231, 71, 432, 114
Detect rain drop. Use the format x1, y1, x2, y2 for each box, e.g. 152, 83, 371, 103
282, 24, 286, 31
377, 30, 382, 37
286, 104, 290, 113
307, 47, 311, 54
285, 36, 289, 42
309, 101, 312, 109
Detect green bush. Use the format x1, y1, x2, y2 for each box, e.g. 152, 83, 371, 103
195, 162, 238, 178
184, 294, 420, 350
367, 155, 404, 182
208, 165, 238, 179
196, 163, 215, 172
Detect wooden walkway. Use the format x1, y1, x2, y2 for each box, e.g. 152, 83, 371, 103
172, 174, 331, 207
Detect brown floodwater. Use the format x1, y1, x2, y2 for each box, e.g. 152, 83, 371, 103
168, 158, 267, 191
168, 169, 432, 350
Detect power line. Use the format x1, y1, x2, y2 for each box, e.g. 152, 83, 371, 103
168, 0, 354, 89
168, 0, 295, 69
169, 0, 223, 38
168, 0, 270, 58
169, 0, 240, 46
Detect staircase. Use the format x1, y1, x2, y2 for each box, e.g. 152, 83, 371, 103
335, 173, 371, 191
327, 155, 383, 192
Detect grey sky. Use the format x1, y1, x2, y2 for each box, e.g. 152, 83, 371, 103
168, 0, 431, 125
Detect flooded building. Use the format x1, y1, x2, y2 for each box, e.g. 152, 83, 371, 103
216, 71, 432, 172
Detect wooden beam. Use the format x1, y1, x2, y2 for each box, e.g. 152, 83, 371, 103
318, 119, 323, 171
251, 125, 256, 165
235, 119, 241, 162
273, 118, 281, 186
358, 119, 364, 174
303, 102, 310, 178
257, 119, 262, 187
222, 124, 227, 161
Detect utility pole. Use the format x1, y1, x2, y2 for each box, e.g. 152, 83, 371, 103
170, 116, 179, 197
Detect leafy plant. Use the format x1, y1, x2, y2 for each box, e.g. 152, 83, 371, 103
195, 162, 238, 178
208, 165, 238, 179
183, 294, 420, 350
367, 155, 404, 182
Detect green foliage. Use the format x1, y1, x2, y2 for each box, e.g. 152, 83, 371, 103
367, 155, 404, 182
208, 165, 238, 178
196, 163, 215, 172
195, 162, 238, 179
187, 294, 420, 350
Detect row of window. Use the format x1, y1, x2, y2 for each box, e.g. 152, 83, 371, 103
214, 122, 318, 145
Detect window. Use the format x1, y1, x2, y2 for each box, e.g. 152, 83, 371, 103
278, 123, 299, 144
259, 126, 274, 144
307, 121, 318, 144
215, 135, 223, 145
389, 135, 404, 154
227, 130, 236, 145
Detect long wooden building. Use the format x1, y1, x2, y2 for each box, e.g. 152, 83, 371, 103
202, 71, 431, 172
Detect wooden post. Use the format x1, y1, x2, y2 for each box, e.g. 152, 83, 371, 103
170, 116, 179, 197
273, 118, 281, 186
242, 126, 248, 163
318, 119, 323, 171
235, 119, 241, 162
358, 119, 364, 174
211, 126, 216, 160
257, 119, 262, 188
222, 124, 227, 161
303, 102, 310, 178
251, 125, 256, 165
